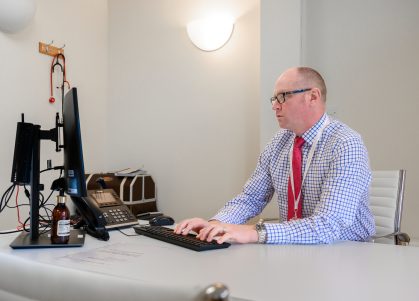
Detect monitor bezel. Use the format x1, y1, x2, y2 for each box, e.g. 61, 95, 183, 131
62, 87, 87, 198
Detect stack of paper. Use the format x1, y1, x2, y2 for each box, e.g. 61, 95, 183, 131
114, 167, 147, 177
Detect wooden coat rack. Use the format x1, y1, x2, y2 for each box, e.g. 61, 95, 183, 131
38, 41, 65, 57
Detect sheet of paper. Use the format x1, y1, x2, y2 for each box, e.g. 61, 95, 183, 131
48, 240, 174, 281
57, 243, 145, 265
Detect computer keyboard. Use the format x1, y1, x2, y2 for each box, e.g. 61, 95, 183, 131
133, 225, 231, 252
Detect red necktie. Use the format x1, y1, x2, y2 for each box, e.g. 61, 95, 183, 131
287, 136, 305, 220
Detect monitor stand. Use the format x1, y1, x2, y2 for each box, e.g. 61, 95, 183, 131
9, 121, 85, 250
10, 229, 85, 249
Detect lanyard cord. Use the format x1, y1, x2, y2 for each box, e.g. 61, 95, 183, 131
289, 116, 330, 217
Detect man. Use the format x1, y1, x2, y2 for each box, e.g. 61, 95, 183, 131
175, 67, 375, 245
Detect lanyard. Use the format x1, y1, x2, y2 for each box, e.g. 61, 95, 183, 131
289, 116, 330, 219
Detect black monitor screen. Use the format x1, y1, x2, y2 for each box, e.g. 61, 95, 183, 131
63, 87, 87, 197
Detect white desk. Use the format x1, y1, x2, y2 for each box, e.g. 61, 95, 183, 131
1, 229, 419, 301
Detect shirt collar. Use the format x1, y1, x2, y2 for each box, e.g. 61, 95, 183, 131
300, 113, 328, 146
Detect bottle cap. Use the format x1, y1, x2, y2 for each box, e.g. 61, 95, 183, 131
56, 195, 66, 204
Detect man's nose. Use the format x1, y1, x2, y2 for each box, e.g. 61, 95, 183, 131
272, 101, 281, 111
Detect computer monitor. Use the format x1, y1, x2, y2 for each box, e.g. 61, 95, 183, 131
10, 118, 35, 185
63, 87, 87, 198
62, 89, 109, 241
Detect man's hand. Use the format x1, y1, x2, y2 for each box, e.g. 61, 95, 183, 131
174, 218, 259, 244
174, 217, 216, 236
198, 223, 258, 244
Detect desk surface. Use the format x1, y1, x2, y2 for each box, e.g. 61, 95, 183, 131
1, 228, 419, 301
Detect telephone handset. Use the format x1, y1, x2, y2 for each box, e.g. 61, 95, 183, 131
72, 189, 138, 241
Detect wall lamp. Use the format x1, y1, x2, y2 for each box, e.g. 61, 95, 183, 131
187, 14, 234, 51
0, 0, 36, 33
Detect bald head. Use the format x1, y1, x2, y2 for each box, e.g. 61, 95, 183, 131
277, 67, 327, 102
296, 67, 327, 102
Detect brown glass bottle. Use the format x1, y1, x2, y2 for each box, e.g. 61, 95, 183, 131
51, 195, 70, 244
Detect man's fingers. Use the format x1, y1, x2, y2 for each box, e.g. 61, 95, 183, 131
174, 220, 191, 234
174, 218, 209, 235
197, 224, 227, 242
206, 226, 227, 242
174, 222, 184, 234
216, 232, 232, 244
196, 224, 214, 240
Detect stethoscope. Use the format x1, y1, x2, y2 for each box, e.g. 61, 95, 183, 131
49, 53, 70, 104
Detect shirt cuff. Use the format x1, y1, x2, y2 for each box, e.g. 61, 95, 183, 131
264, 222, 289, 244
210, 212, 231, 224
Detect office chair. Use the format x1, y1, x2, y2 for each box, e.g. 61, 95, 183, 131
369, 170, 410, 246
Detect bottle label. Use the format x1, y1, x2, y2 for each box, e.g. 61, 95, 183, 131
57, 220, 70, 236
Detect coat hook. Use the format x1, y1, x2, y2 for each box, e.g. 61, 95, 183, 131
58, 44, 66, 54
46, 40, 54, 53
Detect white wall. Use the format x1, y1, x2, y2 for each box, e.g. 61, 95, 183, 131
260, 0, 302, 148
106, 0, 260, 220
0, 0, 108, 229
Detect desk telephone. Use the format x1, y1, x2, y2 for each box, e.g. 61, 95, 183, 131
71, 189, 138, 241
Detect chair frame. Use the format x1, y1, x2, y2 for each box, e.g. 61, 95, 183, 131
371, 170, 410, 245
394, 170, 406, 234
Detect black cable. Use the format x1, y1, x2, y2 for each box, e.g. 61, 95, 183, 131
0, 184, 16, 212
5, 202, 29, 209
6, 185, 29, 209
38, 214, 51, 234
0, 229, 23, 234
22, 216, 30, 232
1, 169, 64, 234
24, 185, 30, 199
40, 165, 64, 174
40, 207, 53, 228
41, 188, 54, 207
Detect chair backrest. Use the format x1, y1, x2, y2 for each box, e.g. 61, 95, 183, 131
369, 170, 406, 237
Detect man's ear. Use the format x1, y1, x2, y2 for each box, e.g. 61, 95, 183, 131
308, 87, 321, 105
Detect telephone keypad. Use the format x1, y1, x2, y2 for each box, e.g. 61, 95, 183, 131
103, 205, 138, 229
86, 189, 139, 229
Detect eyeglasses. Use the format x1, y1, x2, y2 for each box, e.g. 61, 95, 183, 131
270, 88, 312, 105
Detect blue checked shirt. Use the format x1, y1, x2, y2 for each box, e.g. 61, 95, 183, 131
212, 114, 376, 244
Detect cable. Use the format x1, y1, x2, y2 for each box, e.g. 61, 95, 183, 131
0, 169, 64, 234
38, 214, 51, 234
22, 216, 30, 232
6, 185, 29, 209
15, 186, 24, 230
0, 229, 23, 234
40, 165, 64, 174
24, 185, 30, 199
0, 184, 25, 235
41, 188, 54, 207
0, 184, 16, 213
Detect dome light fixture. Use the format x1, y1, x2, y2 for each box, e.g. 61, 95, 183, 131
187, 14, 234, 52
0, 0, 36, 33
